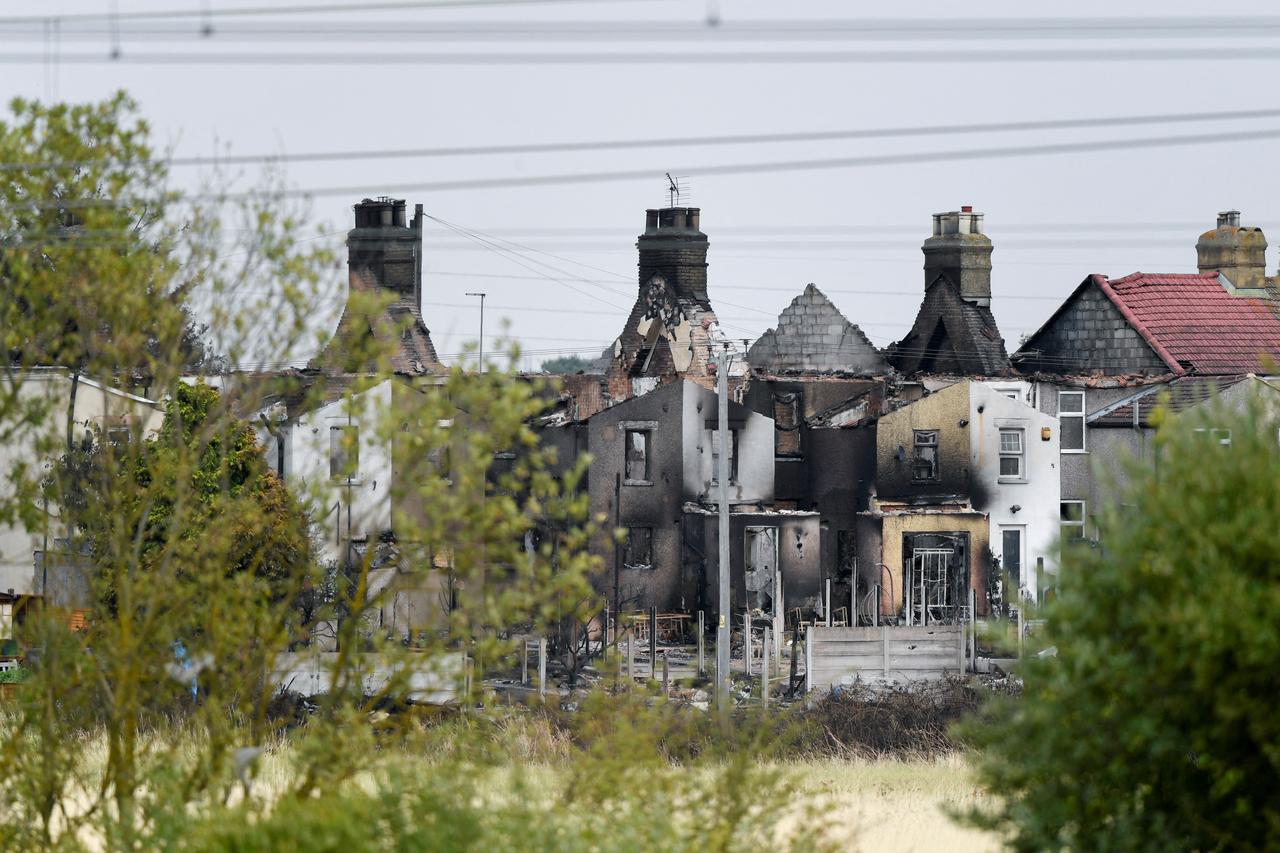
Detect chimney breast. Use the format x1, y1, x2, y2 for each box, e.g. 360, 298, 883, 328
1197, 210, 1267, 290
348, 197, 421, 301
922, 207, 993, 306
636, 205, 709, 303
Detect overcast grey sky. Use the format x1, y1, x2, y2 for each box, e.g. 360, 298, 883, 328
10, 1, 1280, 369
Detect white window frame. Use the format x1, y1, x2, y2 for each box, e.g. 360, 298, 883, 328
1193, 427, 1233, 447
998, 427, 1026, 481
1060, 500, 1086, 543
1059, 390, 1087, 453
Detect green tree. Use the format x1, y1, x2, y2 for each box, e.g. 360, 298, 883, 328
0, 94, 808, 852
49, 380, 313, 612
539, 354, 593, 374
960, 395, 1280, 851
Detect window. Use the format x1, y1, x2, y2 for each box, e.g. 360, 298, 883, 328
1194, 428, 1233, 447
993, 387, 1021, 401
1000, 527, 1023, 587
106, 426, 132, 448
329, 425, 359, 480
710, 428, 739, 484
999, 428, 1025, 479
1059, 391, 1086, 451
1060, 501, 1086, 543
912, 430, 939, 481
622, 527, 653, 570
773, 392, 802, 458
624, 429, 650, 483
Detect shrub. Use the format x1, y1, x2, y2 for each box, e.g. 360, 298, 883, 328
959, 394, 1280, 850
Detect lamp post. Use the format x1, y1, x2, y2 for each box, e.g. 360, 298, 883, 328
465, 292, 486, 372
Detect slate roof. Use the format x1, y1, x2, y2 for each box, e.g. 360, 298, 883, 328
747, 283, 890, 376
887, 275, 1011, 376
310, 272, 444, 377
1093, 272, 1280, 375
1087, 375, 1248, 427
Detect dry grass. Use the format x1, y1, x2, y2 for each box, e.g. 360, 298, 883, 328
792, 756, 999, 853
4, 716, 999, 851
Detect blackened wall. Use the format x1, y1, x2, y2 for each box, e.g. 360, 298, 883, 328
587, 381, 688, 612
689, 511, 822, 621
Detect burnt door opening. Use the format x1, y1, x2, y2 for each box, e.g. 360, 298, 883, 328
744, 526, 779, 616
903, 532, 969, 625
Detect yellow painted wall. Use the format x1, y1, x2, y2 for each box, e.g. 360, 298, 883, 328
876, 381, 972, 498
877, 511, 989, 618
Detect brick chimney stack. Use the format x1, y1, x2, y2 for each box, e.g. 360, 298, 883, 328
348, 197, 425, 311
636, 206, 708, 303
922, 205, 993, 306
1196, 210, 1267, 290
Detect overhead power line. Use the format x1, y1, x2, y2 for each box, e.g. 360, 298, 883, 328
0, 0, 632, 25
23, 124, 1280, 211
5, 107, 1276, 173
16, 17, 1280, 40
11, 47, 1280, 64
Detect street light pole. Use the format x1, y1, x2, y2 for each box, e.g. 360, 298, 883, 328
715, 342, 732, 722
465, 291, 486, 372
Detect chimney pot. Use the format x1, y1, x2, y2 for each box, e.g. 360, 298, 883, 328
922, 207, 993, 305
645, 209, 659, 232
1199, 210, 1266, 288
688, 208, 701, 231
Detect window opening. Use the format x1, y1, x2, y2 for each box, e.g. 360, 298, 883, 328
1060, 500, 1086, 543
624, 429, 650, 482
330, 425, 359, 480
710, 428, 739, 484
912, 430, 939, 480
1059, 391, 1086, 451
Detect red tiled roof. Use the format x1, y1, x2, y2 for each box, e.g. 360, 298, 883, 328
1094, 272, 1280, 376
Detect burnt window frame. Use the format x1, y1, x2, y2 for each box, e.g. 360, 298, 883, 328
710, 427, 740, 485
622, 422, 656, 486
622, 526, 654, 570
911, 429, 939, 481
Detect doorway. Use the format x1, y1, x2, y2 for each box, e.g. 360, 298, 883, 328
903, 532, 969, 625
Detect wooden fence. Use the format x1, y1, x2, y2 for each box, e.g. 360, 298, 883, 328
805, 624, 964, 690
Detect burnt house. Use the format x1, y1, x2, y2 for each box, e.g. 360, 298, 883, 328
745, 283, 893, 623
603, 207, 741, 402
586, 379, 821, 633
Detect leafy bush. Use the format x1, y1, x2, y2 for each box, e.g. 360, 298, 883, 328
960, 395, 1280, 850
0, 667, 30, 684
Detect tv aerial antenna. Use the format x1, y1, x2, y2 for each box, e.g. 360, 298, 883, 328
665, 172, 690, 208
